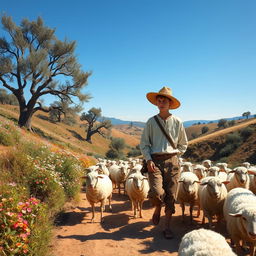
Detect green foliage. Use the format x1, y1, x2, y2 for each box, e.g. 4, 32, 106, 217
240, 127, 254, 140
201, 126, 209, 134
0, 118, 84, 255
0, 121, 21, 146
106, 149, 120, 159
0, 15, 91, 129
110, 137, 125, 152
242, 111, 251, 119
0, 88, 18, 105
191, 132, 198, 139
218, 119, 228, 128
81, 107, 112, 143
127, 144, 141, 157
227, 120, 235, 127
219, 132, 242, 157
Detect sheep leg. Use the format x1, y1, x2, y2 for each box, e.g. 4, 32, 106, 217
118, 183, 121, 194
189, 203, 194, 224
91, 204, 95, 223
100, 200, 105, 223
205, 212, 213, 229
108, 193, 112, 212
139, 201, 143, 218
196, 204, 200, 218
181, 202, 185, 222
201, 212, 205, 224
133, 201, 137, 218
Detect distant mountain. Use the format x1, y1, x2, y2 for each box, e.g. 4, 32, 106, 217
101, 117, 146, 128
183, 115, 255, 128
102, 115, 255, 128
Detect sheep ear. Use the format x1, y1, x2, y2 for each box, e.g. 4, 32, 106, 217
142, 177, 148, 180
228, 170, 235, 174
128, 176, 134, 180
248, 170, 256, 175
200, 182, 208, 186
81, 175, 87, 179
229, 212, 242, 217
97, 175, 104, 179
193, 180, 200, 184
178, 179, 184, 183
222, 181, 230, 185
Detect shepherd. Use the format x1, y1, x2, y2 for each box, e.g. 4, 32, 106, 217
140, 86, 188, 239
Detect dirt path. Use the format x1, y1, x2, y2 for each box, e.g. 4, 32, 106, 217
50, 187, 250, 256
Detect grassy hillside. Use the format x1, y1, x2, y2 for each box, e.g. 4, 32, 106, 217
0, 104, 140, 158
184, 119, 256, 165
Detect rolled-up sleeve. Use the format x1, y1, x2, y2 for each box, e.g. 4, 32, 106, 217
140, 121, 152, 161
177, 123, 188, 155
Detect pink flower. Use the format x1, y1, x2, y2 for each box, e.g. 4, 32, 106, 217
26, 208, 32, 213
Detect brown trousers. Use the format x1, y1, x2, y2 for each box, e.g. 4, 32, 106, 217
148, 156, 180, 214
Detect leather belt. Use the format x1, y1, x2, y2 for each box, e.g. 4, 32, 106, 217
151, 153, 177, 161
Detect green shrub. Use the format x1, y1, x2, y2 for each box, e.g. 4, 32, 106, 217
219, 144, 235, 157
225, 132, 242, 145
201, 126, 209, 134
240, 127, 254, 140
127, 148, 141, 157
0, 122, 21, 146
55, 156, 83, 199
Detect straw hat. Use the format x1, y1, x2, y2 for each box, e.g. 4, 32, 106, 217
146, 86, 180, 109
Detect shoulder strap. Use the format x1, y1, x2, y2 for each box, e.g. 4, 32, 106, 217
154, 115, 177, 149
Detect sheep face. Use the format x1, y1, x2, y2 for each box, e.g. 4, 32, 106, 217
202, 160, 211, 169
131, 176, 147, 191
86, 172, 102, 189
208, 167, 220, 177
180, 178, 199, 196
229, 209, 256, 241
203, 178, 224, 199
194, 167, 206, 180
233, 167, 249, 185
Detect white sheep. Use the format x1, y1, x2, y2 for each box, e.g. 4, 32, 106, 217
198, 176, 228, 228
226, 166, 250, 192
207, 166, 220, 177
125, 172, 149, 218
202, 159, 212, 169
178, 228, 237, 256
109, 164, 129, 194
95, 163, 110, 176
223, 187, 256, 256
193, 164, 207, 180
176, 172, 200, 223
85, 171, 112, 223
181, 162, 193, 172
248, 167, 256, 194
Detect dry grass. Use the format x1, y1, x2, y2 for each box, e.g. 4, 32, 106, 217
0, 104, 140, 157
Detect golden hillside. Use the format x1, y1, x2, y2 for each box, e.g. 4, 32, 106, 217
0, 104, 140, 157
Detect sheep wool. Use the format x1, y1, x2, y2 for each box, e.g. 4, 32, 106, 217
178, 228, 237, 256
223, 187, 256, 256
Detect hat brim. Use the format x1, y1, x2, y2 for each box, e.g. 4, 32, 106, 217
146, 92, 180, 109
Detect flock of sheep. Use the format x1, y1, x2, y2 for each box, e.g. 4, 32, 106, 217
83, 158, 256, 256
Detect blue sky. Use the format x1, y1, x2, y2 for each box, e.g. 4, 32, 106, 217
1, 0, 256, 122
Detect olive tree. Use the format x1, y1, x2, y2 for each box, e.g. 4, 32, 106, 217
80, 107, 112, 143
0, 15, 91, 130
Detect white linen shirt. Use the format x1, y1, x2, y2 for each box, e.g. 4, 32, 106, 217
140, 114, 188, 161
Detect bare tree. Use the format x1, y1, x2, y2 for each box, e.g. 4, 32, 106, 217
242, 111, 251, 119
80, 107, 112, 143
0, 15, 91, 130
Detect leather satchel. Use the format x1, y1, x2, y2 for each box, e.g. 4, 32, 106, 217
140, 115, 178, 174
153, 115, 177, 149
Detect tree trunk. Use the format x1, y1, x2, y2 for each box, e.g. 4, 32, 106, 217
18, 107, 34, 131
86, 131, 92, 143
